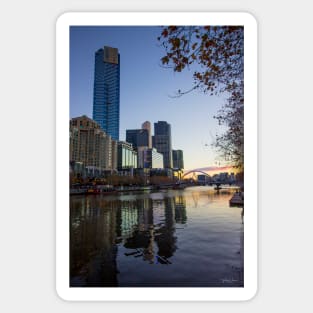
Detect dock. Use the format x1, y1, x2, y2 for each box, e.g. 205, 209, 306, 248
229, 191, 244, 206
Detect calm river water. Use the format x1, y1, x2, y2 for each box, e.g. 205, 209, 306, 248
70, 186, 244, 287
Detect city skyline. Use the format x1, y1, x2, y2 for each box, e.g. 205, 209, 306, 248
70, 26, 231, 172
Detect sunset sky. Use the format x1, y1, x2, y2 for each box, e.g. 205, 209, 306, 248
70, 26, 233, 173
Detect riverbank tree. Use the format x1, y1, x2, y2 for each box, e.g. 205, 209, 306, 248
158, 26, 244, 170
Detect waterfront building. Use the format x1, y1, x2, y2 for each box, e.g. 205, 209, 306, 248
126, 129, 149, 149
69, 161, 86, 182
150, 168, 173, 178
218, 172, 229, 183
70, 115, 116, 172
153, 121, 173, 168
197, 174, 211, 185
117, 141, 137, 174
172, 149, 184, 170
137, 147, 164, 169
92, 46, 120, 141
111, 139, 118, 171
142, 121, 152, 148
229, 172, 236, 184
133, 168, 150, 182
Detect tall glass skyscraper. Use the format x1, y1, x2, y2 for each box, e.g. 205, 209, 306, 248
93, 46, 120, 141
172, 149, 184, 169
126, 129, 149, 149
142, 121, 152, 148
153, 121, 173, 168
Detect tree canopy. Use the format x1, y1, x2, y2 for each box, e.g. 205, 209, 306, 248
158, 26, 244, 169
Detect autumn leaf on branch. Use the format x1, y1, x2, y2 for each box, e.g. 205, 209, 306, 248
158, 25, 244, 169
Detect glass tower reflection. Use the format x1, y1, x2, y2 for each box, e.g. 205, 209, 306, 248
70, 187, 243, 287
70, 198, 119, 286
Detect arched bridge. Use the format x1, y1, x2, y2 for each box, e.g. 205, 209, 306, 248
182, 169, 211, 179
181, 169, 233, 190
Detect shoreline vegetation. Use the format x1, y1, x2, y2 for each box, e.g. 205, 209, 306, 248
70, 175, 244, 210
70, 182, 192, 195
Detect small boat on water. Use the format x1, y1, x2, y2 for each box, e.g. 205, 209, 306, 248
70, 184, 116, 195
86, 185, 117, 195
116, 185, 155, 192
70, 188, 86, 195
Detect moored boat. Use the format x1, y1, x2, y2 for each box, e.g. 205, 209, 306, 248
229, 191, 244, 206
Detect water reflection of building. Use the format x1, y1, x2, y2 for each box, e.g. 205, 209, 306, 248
174, 196, 187, 224
117, 200, 139, 239
137, 198, 153, 231
154, 197, 177, 260
116, 198, 152, 241
70, 197, 119, 287
122, 198, 155, 263
121, 195, 178, 264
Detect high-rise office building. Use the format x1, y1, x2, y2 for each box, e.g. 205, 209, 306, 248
111, 140, 118, 171
153, 121, 173, 168
69, 115, 116, 171
92, 46, 120, 141
172, 150, 184, 169
117, 141, 138, 171
142, 121, 152, 148
137, 147, 164, 169
126, 129, 149, 149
